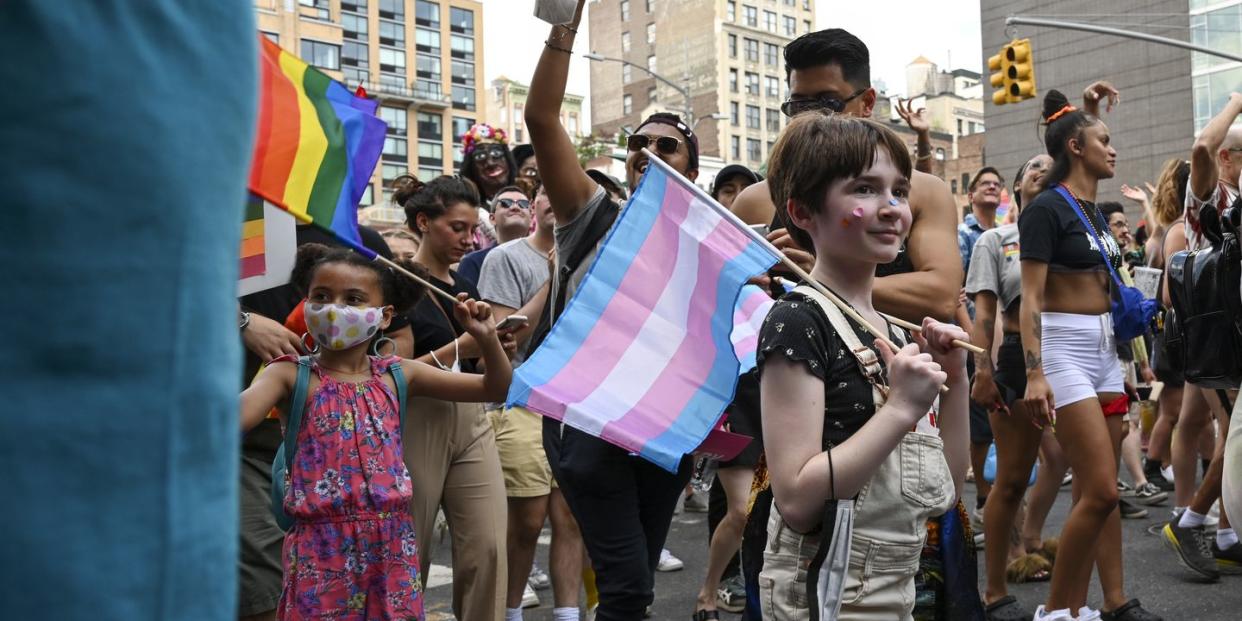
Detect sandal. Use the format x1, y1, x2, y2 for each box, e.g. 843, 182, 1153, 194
1100, 599, 1163, 621
985, 595, 1032, 621
691, 610, 720, 621
1006, 552, 1052, 583
1025, 537, 1058, 565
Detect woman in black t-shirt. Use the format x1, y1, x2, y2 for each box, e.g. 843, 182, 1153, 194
396, 176, 509, 619
757, 113, 970, 619
1019, 88, 1160, 621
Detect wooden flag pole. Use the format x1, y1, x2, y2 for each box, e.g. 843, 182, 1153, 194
374, 255, 463, 305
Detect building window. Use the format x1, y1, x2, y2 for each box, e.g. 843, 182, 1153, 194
950, 179, 958, 194
731, 136, 741, 160
784, 0, 794, 5
727, 1, 736, 22
647, 23, 656, 44
783, 15, 796, 35
383, 135, 408, 161
648, 85, 657, 102
764, 75, 779, 98
378, 20, 405, 46
568, 112, 580, 135
730, 101, 739, 126
301, 40, 341, 70
764, 10, 777, 32
968, 121, 977, 135
418, 140, 443, 163
743, 5, 758, 27
342, 13, 368, 40
418, 166, 441, 181
299, 0, 330, 20
623, 94, 633, 115
622, 63, 632, 84
747, 138, 761, 161
360, 184, 373, 206
803, 19, 811, 34
935, 147, 946, 161
452, 116, 474, 143
382, 163, 406, 187
450, 34, 474, 60
452, 85, 476, 111
1193, 65, 1242, 131
341, 0, 367, 14
764, 43, 778, 66
745, 72, 759, 96
343, 41, 370, 70
416, 53, 440, 81
647, 0, 654, 12
343, 67, 369, 85
415, 28, 440, 54
415, 0, 438, 27
803, 0, 810, 9
379, 47, 406, 74
744, 39, 759, 63
622, 31, 631, 53
746, 105, 760, 129
620, 0, 630, 21
729, 69, 739, 93
449, 7, 474, 34
647, 54, 657, 73
728, 34, 738, 59
380, 106, 407, 134
378, 0, 404, 20
961, 173, 970, 192
451, 60, 474, 86
262, 31, 280, 43
766, 108, 780, 131
956, 118, 963, 136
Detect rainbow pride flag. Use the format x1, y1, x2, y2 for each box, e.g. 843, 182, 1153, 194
248, 36, 386, 257
240, 193, 267, 279
508, 156, 780, 472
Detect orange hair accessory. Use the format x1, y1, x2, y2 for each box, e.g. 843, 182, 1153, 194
1046, 104, 1077, 123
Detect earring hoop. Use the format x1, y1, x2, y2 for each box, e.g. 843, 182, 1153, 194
371, 335, 397, 357
300, 332, 320, 355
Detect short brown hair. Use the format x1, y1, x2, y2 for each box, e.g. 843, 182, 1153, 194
767, 113, 913, 251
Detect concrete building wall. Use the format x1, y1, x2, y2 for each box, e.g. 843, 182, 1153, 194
980, 0, 1193, 221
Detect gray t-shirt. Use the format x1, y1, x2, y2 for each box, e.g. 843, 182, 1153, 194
965, 223, 1022, 313
552, 186, 613, 307
478, 237, 551, 364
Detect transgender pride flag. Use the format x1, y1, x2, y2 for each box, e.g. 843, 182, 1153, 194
507, 154, 780, 472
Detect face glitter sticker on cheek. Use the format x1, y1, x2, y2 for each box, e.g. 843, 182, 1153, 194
888, 198, 899, 206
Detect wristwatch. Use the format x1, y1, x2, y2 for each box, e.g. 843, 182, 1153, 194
239, 311, 252, 331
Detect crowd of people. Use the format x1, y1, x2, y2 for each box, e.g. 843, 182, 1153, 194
228, 5, 1242, 621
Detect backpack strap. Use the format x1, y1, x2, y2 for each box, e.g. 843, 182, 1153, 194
388, 359, 408, 436
793, 286, 890, 404
528, 196, 621, 353
283, 355, 313, 470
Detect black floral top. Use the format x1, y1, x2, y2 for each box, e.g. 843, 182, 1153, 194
755, 292, 908, 448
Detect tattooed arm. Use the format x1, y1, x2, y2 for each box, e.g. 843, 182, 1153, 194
969, 292, 1003, 411
1019, 260, 1055, 426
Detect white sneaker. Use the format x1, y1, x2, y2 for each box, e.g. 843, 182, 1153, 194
521, 583, 540, 608
656, 548, 684, 572
1077, 606, 1102, 621
528, 563, 551, 590
1033, 605, 1075, 620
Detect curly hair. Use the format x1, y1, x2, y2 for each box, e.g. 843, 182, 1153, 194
290, 243, 428, 314
1151, 158, 1191, 229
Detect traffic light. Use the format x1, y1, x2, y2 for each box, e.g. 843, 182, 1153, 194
988, 39, 1037, 105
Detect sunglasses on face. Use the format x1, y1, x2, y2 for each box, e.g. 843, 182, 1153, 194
472, 145, 507, 162
627, 133, 682, 155
780, 88, 867, 117
495, 197, 531, 211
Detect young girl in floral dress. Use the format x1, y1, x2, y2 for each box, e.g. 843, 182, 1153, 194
241, 244, 513, 620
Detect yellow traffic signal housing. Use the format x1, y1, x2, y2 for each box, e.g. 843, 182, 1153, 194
1006, 39, 1036, 102
989, 39, 1037, 105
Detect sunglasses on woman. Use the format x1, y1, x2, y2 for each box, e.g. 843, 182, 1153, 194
779, 88, 867, 117
494, 197, 531, 211
626, 133, 682, 155
472, 145, 507, 162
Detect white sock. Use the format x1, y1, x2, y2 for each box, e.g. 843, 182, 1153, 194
553, 607, 580, 621
1162, 465, 1175, 482
1179, 509, 1207, 528
506, 608, 523, 621
1218, 527, 1239, 549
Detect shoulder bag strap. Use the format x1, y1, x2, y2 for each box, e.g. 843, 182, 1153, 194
793, 286, 888, 404
388, 360, 408, 437
1054, 184, 1124, 288
284, 356, 312, 469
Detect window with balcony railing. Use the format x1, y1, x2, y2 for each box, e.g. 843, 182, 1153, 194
343, 41, 369, 70
450, 7, 474, 35
416, 54, 440, 81
450, 34, 474, 61
452, 85, 476, 111
343, 67, 369, 85
415, 0, 440, 27
417, 112, 443, 141
416, 79, 443, 99
378, 47, 405, 74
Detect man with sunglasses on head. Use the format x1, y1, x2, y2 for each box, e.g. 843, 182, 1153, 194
524, 2, 707, 618
457, 186, 536, 287
731, 28, 962, 324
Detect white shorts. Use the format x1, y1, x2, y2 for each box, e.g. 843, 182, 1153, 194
1041, 312, 1125, 409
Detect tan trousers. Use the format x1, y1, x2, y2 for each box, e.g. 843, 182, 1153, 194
404, 395, 508, 621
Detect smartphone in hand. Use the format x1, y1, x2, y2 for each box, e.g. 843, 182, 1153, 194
495, 314, 529, 332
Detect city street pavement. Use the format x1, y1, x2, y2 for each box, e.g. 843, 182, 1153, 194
423, 478, 1242, 620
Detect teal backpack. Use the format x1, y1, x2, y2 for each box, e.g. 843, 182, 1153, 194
270, 355, 408, 530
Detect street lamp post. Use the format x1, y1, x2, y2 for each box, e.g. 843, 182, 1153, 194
583, 51, 695, 126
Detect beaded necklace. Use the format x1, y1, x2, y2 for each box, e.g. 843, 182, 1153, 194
1059, 183, 1123, 271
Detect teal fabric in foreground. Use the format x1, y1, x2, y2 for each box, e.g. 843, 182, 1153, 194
0, 1, 257, 618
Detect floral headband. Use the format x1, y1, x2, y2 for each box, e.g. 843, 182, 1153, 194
461, 123, 508, 155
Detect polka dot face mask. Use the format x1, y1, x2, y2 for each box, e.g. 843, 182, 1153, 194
304, 303, 384, 351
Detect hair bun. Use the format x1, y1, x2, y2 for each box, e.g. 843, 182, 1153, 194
1042, 89, 1071, 122
391, 174, 425, 207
